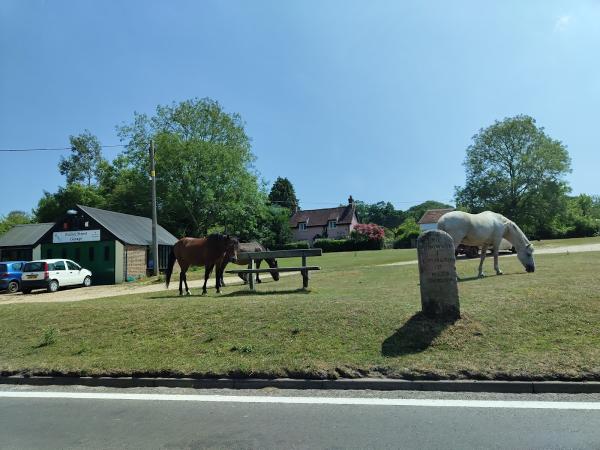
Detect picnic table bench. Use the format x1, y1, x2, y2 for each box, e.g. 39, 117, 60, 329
225, 248, 322, 291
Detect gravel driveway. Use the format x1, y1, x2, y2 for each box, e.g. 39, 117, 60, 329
0, 271, 288, 305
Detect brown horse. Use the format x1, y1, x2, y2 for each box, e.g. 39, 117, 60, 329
165, 234, 239, 296
219, 241, 279, 286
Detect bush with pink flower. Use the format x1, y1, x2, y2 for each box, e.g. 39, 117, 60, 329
350, 223, 385, 243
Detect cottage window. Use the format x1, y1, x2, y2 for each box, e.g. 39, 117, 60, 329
299, 222, 307, 231
328, 220, 337, 229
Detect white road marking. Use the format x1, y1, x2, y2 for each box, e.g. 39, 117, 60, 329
1, 391, 599, 410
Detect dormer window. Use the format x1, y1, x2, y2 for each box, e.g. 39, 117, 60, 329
328, 220, 337, 229
299, 222, 307, 231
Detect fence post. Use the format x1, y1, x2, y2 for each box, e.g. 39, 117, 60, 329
301, 254, 308, 289
248, 258, 255, 291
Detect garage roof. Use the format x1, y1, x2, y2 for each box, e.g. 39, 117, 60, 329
78, 205, 178, 246
0, 223, 55, 247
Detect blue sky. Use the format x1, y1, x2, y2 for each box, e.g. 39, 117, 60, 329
1, 0, 599, 217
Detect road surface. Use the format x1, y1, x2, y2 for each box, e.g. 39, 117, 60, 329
1, 386, 600, 449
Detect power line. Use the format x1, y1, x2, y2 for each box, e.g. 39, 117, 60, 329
0, 144, 127, 152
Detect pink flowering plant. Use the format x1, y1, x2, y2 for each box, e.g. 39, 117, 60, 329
350, 223, 385, 242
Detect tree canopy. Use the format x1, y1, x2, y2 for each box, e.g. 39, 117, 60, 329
455, 115, 571, 237
59, 130, 107, 186
0, 211, 32, 235
113, 98, 266, 238
268, 177, 299, 212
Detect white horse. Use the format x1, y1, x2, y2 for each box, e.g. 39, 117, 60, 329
438, 211, 535, 277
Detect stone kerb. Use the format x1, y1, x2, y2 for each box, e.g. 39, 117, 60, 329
417, 230, 460, 321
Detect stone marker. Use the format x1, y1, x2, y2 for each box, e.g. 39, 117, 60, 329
417, 230, 460, 321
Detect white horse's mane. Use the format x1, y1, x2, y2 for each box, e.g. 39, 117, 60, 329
505, 219, 533, 250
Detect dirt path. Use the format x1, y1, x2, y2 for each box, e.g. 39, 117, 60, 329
0, 272, 293, 306
379, 243, 600, 267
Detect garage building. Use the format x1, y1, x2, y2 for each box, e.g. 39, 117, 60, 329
0, 205, 178, 285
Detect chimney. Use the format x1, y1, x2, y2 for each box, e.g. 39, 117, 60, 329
348, 195, 354, 205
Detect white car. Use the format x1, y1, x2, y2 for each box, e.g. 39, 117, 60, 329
21, 259, 92, 294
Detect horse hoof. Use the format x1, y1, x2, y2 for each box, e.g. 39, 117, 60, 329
186, 292, 191, 296
496, 271, 504, 276
256, 280, 262, 284
478, 273, 485, 278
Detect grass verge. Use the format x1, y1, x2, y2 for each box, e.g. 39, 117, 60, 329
1, 250, 599, 381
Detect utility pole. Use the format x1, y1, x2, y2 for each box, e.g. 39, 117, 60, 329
150, 140, 159, 277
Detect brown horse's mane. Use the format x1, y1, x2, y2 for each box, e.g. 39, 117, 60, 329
206, 233, 238, 243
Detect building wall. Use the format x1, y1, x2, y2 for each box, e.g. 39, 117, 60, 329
292, 223, 353, 242
0, 247, 33, 262
41, 241, 116, 285
125, 245, 147, 280
114, 241, 124, 284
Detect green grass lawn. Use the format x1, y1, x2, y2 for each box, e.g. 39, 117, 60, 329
532, 235, 600, 249
1, 248, 599, 381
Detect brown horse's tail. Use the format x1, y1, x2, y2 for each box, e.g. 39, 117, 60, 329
165, 247, 176, 289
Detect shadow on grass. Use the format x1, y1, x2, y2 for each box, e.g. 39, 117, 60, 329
146, 288, 310, 300
220, 288, 310, 298
457, 271, 529, 283
382, 311, 457, 356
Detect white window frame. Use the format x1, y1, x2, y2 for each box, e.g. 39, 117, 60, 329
299, 222, 307, 231
328, 220, 337, 229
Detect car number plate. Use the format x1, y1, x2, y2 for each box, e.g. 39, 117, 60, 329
26, 274, 37, 279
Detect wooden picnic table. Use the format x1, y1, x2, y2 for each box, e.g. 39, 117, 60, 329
225, 248, 322, 290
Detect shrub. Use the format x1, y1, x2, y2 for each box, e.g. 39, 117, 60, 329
393, 217, 421, 248
350, 223, 385, 242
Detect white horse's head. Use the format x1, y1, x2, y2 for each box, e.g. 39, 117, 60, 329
516, 242, 535, 273
507, 221, 535, 273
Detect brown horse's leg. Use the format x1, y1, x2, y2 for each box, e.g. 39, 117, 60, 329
219, 259, 226, 287
183, 271, 191, 296
179, 270, 184, 296
216, 263, 225, 293
256, 259, 262, 283
178, 263, 189, 296
202, 264, 214, 295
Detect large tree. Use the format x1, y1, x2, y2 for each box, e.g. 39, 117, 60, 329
404, 200, 453, 223
354, 201, 405, 229
115, 98, 266, 237
455, 115, 571, 237
0, 210, 32, 235
59, 130, 106, 186
268, 177, 299, 212
34, 184, 106, 222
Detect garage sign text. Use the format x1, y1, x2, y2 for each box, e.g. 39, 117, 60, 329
53, 230, 101, 243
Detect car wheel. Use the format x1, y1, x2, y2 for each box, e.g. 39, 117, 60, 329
7, 280, 19, 294
22, 288, 32, 294
48, 280, 59, 293
83, 276, 92, 287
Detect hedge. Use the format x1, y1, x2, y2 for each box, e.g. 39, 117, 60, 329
271, 241, 310, 250
313, 238, 384, 252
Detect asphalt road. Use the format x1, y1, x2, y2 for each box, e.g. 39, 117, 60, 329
2, 387, 600, 449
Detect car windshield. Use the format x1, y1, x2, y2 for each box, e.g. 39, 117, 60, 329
23, 262, 45, 272
67, 261, 80, 270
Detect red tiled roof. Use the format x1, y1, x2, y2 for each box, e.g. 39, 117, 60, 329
418, 208, 455, 225
290, 205, 356, 228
